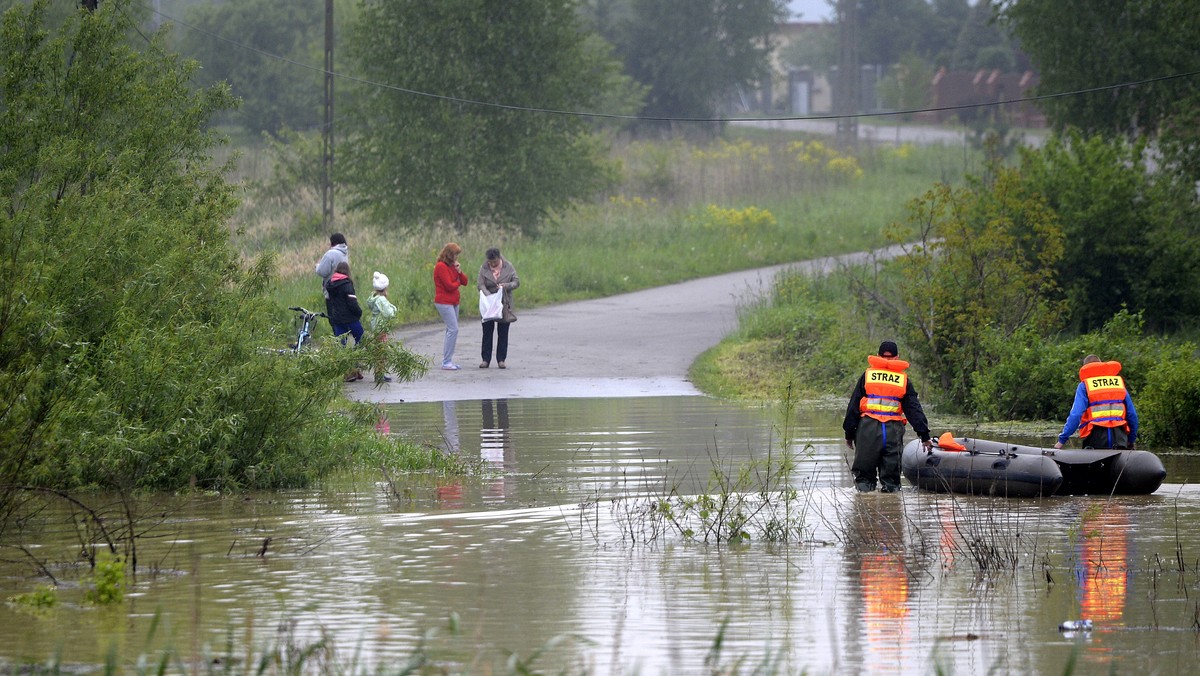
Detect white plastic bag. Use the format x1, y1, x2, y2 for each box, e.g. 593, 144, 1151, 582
479, 288, 503, 322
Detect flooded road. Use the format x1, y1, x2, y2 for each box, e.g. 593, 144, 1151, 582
3, 396, 1200, 673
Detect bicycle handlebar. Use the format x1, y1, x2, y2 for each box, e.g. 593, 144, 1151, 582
288, 306, 328, 318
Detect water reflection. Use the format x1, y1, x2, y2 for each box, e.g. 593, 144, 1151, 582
4, 397, 1200, 674
843, 495, 911, 671
1077, 504, 1129, 626
480, 399, 515, 502
442, 399, 460, 453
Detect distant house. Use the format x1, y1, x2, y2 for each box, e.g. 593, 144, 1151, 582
917, 68, 1047, 128
764, 21, 834, 115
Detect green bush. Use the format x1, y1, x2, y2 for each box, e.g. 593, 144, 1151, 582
84, 553, 125, 605
0, 1, 438, 493
1018, 131, 1200, 332
971, 326, 1081, 420
972, 310, 1187, 425
1140, 353, 1200, 447
8, 584, 57, 609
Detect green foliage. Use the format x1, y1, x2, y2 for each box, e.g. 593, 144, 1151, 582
1018, 131, 1200, 332
8, 584, 58, 608
877, 53, 934, 116
779, 18, 837, 71
1158, 92, 1200, 186
969, 311, 1151, 419
172, 0, 324, 136
949, 2, 1017, 71
84, 553, 125, 605
692, 269, 874, 401
870, 166, 1065, 410
341, 0, 618, 232
609, 0, 786, 121
970, 325, 1080, 420
257, 127, 325, 205
0, 1, 438, 493
1140, 349, 1200, 447
849, 0, 1010, 72
997, 0, 1200, 141
754, 271, 873, 391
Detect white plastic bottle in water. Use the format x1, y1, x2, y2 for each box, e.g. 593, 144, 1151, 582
1058, 619, 1093, 632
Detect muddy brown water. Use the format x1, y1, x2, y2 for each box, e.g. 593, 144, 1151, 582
3, 396, 1200, 674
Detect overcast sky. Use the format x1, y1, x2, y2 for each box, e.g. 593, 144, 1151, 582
788, 0, 834, 22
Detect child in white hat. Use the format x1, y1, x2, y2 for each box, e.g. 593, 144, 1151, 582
368, 272, 397, 383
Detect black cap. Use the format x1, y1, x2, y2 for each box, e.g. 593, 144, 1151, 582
878, 341, 898, 357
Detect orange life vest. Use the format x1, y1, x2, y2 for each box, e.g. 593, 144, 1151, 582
1078, 361, 1129, 438
937, 432, 967, 452
859, 355, 909, 423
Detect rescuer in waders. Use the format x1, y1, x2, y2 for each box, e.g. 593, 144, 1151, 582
1054, 354, 1139, 450
843, 341, 932, 493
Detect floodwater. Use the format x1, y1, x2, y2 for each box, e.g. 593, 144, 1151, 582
3, 396, 1200, 674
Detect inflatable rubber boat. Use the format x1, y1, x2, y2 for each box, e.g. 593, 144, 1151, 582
901, 435, 1166, 497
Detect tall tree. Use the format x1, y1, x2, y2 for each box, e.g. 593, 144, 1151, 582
996, 0, 1200, 138
860, 166, 1065, 408
855, 0, 936, 67
614, 0, 786, 122
1017, 132, 1200, 332
950, 1, 1016, 71
341, 0, 619, 231
174, 0, 324, 136
0, 0, 427, 493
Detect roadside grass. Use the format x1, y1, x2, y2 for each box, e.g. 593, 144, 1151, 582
691, 266, 876, 404
231, 131, 981, 342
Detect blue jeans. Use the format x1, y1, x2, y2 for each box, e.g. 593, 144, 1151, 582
331, 321, 363, 346
435, 303, 459, 366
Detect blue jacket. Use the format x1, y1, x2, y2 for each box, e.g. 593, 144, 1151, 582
1057, 382, 1139, 446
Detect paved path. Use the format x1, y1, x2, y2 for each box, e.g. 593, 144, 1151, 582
349, 248, 898, 404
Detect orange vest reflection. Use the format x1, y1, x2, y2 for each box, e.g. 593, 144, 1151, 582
862, 552, 910, 620
859, 551, 909, 669
850, 498, 911, 668
1077, 505, 1128, 623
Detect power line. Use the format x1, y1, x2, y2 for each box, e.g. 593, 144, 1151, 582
142, 3, 1200, 125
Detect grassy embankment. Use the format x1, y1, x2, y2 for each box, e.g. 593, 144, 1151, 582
229, 129, 980, 357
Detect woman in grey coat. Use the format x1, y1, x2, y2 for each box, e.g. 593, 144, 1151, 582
477, 247, 520, 369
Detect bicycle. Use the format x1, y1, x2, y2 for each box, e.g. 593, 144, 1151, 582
262, 306, 327, 355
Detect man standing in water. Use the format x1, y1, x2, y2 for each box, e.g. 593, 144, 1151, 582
843, 341, 932, 492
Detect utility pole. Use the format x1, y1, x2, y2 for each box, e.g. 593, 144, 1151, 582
835, 0, 859, 150
322, 0, 335, 231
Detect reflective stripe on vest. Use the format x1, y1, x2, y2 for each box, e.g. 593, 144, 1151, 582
860, 355, 909, 423
1079, 361, 1129, 437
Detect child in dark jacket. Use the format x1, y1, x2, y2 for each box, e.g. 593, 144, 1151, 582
324, 261, 365, 381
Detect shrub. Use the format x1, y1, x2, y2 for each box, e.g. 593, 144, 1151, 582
972, 310, 1187, 427
0, 1, 436, 494
864, 168, 1065, 412
1141, 352, 1200, 447
8, 585, 57, 609
84, 554, 125, 605
972, 326, 1081, 420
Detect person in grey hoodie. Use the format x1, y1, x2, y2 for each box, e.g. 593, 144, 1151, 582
314, 233, 349, 332
315, 233, 349, 297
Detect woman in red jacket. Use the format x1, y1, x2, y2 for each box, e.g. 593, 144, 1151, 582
433, 242, 469, 370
